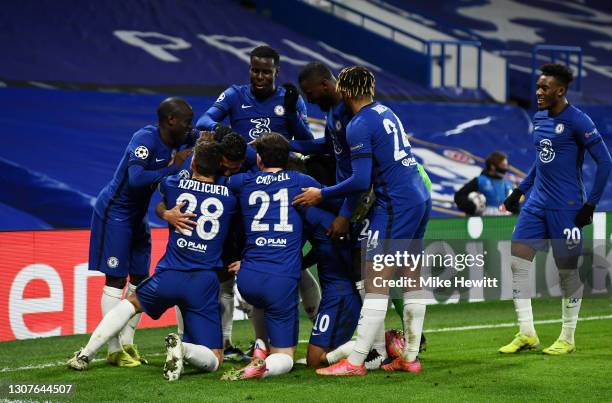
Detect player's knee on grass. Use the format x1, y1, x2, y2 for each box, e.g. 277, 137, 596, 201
306, 344, 327, 368
510, 242, 536, 261
129, 274, 148, 287
105, 274, 127, 289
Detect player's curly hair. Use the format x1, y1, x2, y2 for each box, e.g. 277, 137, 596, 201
193, 141, 223, 177
336, 66, 375, 99
254, 132, 289, 169
540, 63, 574, 89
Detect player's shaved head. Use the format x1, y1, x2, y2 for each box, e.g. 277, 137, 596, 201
255, 132, 289, 169
299, 62, 333, 84
337, 66, 375, 99
157, 97, 193, 122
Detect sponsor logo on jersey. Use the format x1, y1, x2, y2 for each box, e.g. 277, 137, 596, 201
107, 257, 119, 269
401, 157, 417, 167
255, 237, 287, 247
554, 123, 565, 134
442, 149, 475, 164
539, 138, 555, 163
248, 118, 271, 139
274, 105, 285, 116
134, 146, 149, 160
177, 237, 208, 253
215, 92, 226, 103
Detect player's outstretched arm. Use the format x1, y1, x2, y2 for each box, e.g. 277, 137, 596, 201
196, 106, 226, 131
284, 87, 314, 140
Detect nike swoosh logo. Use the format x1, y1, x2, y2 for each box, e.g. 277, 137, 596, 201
156, 158, 166, 162
241, 104, 253, 109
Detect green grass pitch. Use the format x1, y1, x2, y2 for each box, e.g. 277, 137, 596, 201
1, 298, 611, 402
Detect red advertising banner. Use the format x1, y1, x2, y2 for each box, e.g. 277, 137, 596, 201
0, 228, 175, 342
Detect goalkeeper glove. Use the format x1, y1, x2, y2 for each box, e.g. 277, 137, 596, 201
574, 203, 595, 227
282, 83, 299, 115
503, 188, 523, 214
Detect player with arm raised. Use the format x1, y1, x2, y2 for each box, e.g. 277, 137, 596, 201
196, 45, 313, 142
87, 97, 196, 367
69, 141, 237, 381
221, 133, 328, 380
499, 64, 611, 355
294, 66, 431, 376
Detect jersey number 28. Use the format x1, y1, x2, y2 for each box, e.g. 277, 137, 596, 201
175, 193, 223, 240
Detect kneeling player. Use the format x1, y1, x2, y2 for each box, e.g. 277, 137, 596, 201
304, 210, 362, 368
222, 133, 328, 380
68, 141, 237, 380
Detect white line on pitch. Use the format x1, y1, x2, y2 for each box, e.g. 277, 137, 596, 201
2, 314, 611, 373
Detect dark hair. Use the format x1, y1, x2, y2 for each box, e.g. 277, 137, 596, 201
298, 61, 333, 84
220, 132, 247, 162
157, 97, 192, 123
337, 66, 375, 99
250, 45, 280, 66
540, 63, 574, 89
485, 151, 507, 170
254, 132, 289, 169
287, 154, 307, 173
193, 141, 222, 176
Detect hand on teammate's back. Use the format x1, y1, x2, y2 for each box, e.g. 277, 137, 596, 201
293, 187, 322, 207
282, 83, 299, 115
162, 201, 197, 233
171, 148, 193, 168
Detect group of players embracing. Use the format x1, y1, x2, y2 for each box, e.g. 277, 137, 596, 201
67, 45, 610, 381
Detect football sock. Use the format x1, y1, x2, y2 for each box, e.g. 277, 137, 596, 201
119, 283, 141, 346
175, 306, 184, 339
347, 294, 388, 366
299, 269, 321, 322
402, 291, 426, 362
262, 353, 293, 378
219, 278, 235, 348
101, 285, 124, 354
325, 341, 356, 364
559, 269, 583, 344
511, 256, 536, 337
372, 323, 387, 359
83, 299, 135, 359
183, 343, 219, 372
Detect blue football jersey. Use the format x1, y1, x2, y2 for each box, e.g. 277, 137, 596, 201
327, 101, 353, 183
305, 211, 355, 296
347, 102, 429, 210
210, 85, 311, 141
157, 175, 237, 271
94, 125, 197, 223
524, 104, 603, 211
227, 170, 320, 279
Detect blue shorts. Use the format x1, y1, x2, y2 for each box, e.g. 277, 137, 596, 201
365, 199, 432, 258
512, 207, 583, 257
88, 212, 151, 277
136, 269, 222, 349
309, 288, 361, 350
236, 268, 299, 348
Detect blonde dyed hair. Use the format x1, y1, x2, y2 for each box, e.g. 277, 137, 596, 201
336, 66, 375, 99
